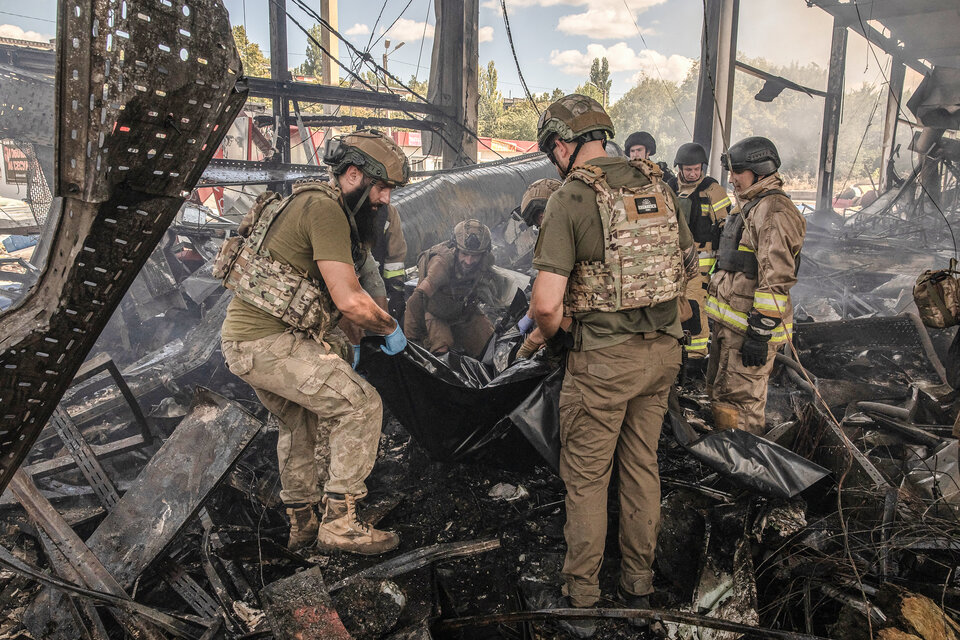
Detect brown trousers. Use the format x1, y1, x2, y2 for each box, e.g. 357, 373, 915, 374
559, 333, 681, 606
404, 291, 494, 358
705, 323, 778, 434
222, 331, 382, 505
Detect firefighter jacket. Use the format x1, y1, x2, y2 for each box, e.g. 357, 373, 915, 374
371, 204, 408, 281
705, 173, 805, 344
676, 176, 731, 273
563, 159, 685, 314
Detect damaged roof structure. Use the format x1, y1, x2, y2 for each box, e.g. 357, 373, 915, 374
0, 0, 958, 639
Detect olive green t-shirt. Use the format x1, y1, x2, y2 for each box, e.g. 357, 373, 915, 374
533, 156, 694, 351
221, 191, 354, 342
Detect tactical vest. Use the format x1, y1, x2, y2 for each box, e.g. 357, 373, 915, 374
563, 159, 684, 314
213, 180, 360, 335
415, 243, 493, 321
715, 189, 786, 279
679, 177, 721, 245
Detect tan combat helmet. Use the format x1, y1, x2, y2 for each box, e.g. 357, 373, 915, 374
453, 219, 492, 255
536, 94, 614, 175
325, 129, 411, 187
517, 178, 561, 228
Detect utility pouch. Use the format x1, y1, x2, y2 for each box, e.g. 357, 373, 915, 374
914, 259, 960, 328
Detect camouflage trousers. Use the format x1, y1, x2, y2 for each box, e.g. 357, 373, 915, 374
222, 330, 382, 505
559, 333, 681, 607
705, 323, 779, 435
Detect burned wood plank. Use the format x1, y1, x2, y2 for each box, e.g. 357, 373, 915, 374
21, 435, 145, 480
25, 388, 261, 639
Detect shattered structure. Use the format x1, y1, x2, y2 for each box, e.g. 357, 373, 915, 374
0, 0, 957, 639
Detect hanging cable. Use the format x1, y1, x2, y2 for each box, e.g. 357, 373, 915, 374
500, 0, 540, 115
622, 0, 691, 136
414, 0, 431, 81
369, 0, 415, 53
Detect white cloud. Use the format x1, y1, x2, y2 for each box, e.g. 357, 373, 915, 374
345, 23, 370, 36
478, 26, 494, 43
380, 18, 435, 42
550, 42, 693, 83
0, 24, 52, 43
556, 7, 655, 39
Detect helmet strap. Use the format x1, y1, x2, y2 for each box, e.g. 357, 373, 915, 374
563, 139, 586, 177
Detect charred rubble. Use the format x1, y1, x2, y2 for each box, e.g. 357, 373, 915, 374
1, 0, 960, 639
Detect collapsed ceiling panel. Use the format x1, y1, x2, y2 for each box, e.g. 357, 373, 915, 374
0, 0, 247, 493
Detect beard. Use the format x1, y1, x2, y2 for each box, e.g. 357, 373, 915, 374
342, 180, 380, 246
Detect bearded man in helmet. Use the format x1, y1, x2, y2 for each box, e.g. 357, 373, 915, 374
624, 130, 677, 186
705, 136, 805, 434
404, 219, 498, 358
218, 129, 409, 555
531, 95, 699, 637
672, 142, 732, 368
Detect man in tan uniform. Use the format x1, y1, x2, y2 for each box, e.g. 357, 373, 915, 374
705, 136, 805, 434
218, 130, 410, 554
404, 219, 497, 358
532, 95, 698, 637
671, 142, 732, 364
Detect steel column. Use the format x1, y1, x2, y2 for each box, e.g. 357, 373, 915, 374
816, 18, 848, 211
269, 0, 291, 164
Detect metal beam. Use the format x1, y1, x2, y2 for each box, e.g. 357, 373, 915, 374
811, 0, 959, 21
707, 0, 738, 182
245, 77, 450, 118
252, 114, 445, 131
816, 17, 848, 212
735, 60, 828, 98
880, 60, 906, 192
693, 0, 721, 152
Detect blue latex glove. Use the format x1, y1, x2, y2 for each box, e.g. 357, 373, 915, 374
380, 322, 407, 355
351, 345, 360, 369
517, 315, 536, 335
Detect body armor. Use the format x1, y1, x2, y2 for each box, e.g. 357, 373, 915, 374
715, 189, 786, 278
214, 181, 361, 335
679, 177, 720, 245
563, 159, 684, 314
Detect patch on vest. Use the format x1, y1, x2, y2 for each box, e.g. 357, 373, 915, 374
625, 193, 667, 223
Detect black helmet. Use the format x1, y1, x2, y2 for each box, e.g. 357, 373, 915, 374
624, 131, 656, 157
674, 142, 708, 167
721, 136, 781, 176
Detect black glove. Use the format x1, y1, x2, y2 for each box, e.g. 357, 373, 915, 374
681, 300, 701, 336
740, 310, 780, 367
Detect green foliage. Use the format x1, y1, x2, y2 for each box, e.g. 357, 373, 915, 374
405, 76, 429, 100
589, 57, 612, 108
478, 61, 504, 137
574, 82, 604, 104
298, 24, 325, 80
233, 25, 270, 78
608, 56, 886, 186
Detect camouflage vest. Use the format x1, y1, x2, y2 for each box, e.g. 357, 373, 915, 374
212, 180, 345, 335
563, 158, 684, 314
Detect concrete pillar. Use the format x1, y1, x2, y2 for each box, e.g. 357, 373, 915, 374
269, 0, 291, 164
321, 0, 338, 86
816, 18, 847, 211
707, 0, 739, 182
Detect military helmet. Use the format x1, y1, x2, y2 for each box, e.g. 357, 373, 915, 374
674, 142, 708, 167
624, 131, 657, 157
453, 219, 492, 255
323, 129, 410, 187
537, 94, 615, 153
721, 136, 781, 176
518, 178, 561, 228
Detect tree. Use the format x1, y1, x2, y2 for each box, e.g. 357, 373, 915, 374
232, 25, 270, 78
299, 24, 325, 81
478, 61, 504, 137
574, 82, 604, 104
550, 88, 565, 102
589, 57, 612, 107
405, 75, 429, 100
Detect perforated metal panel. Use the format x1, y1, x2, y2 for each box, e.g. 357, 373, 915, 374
0, 0, 246, 492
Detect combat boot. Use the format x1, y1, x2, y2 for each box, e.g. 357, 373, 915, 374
316, 493, 400, 556
285, 503, 319, 551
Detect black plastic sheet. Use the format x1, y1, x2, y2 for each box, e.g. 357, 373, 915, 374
667, 393, 830, 499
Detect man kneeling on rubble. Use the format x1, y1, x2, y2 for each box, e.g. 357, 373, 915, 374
705, 136, 805, 435
217, 130, 410, 554
404, 219, 499, 358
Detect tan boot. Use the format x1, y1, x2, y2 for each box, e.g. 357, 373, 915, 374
316, 494, 400, 556
285, 503, 319, 551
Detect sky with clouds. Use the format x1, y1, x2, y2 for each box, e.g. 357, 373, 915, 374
2, 0, 923, 102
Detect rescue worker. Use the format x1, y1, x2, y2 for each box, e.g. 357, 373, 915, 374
404, 219, 498, 358
218, 129, 410, 555
532, 95, 698, 637
672, 142, 732, 367
513, 179, 562, 359
370, 204, 409, 321
624, 130, 676, 186
705, 136, 805, 434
